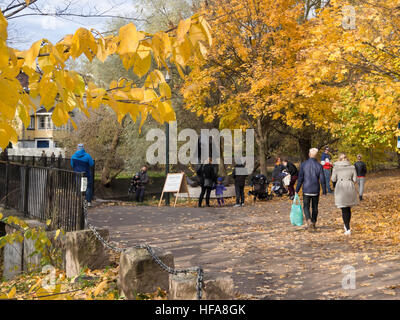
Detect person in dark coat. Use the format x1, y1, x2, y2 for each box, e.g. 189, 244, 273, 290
295, 148, 327, 230
282, 159, 298, 199
354, 154, 367, 201
272, 157, 284, 182
197, 158, 216, 207
321, 146, 334, 193
233, 161, 248, 207
40, 150, 47, 166
71, 143, 94, 206
135, 166, 149, 202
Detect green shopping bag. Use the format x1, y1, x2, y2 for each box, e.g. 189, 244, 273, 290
290, 194, 303, 226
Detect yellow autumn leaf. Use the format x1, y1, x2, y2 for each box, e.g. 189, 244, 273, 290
7, 287, 16, 299
39, 80, 58, 110
96, 37, 108, 63
158, 100, 175, 122
93, 280, 108, 297
118, 23, 139, 55
159, 82, 171, 99
70, 28, 98, 61
24, 40, 41, 69
133, 53, 151, 78
0, 39, 9, 68
136, 43, 151, 59
129, 88, 144, 101
176, 18, 191, 43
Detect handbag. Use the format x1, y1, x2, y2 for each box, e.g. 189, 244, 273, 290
204, 178, 213, 188
290, 194, 303, 226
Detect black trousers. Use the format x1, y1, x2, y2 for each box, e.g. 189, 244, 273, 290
235, 184, 245, 205
199, 186, 212, 207
135, 187, 145, 202
341, 207, 352, 230
303, 195, 320, 223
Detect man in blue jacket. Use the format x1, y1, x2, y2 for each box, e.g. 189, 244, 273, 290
71, 143, 94, 206
296, 148, 327, 230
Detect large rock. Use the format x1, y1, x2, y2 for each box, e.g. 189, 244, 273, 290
118, 247, 174, 299
65, 228, 110, 278
3, 225, 23, 280
169, 273, 235, 300
22, 220, 46, 273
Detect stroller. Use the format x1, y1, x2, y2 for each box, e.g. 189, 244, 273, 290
271, 171, 289, 197
248, 174, 273, 202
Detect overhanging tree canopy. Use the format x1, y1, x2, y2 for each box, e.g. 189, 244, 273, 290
0, 5, 212, 149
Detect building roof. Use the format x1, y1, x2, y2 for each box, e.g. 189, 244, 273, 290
36, 107, 55, 114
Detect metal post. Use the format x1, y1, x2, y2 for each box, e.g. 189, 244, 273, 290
4, 160, 9, 208
80, 172, 86, 230
23, 165, 29, 216
165, 122, 170, 206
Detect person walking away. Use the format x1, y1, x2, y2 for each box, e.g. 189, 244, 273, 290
71, 143, 95, 206
40, 150, 47, 166
50, 152, 56, 167
321, 146, 333, 193
135, 166, 149, 202
331, 153, 359, 235
57, 151, 63, 168
215, 177, 227, 207
282, 159, 298, 200
354, 154, 367, 201
233, 161, 247, 207
295, 148, 327, 230
198, 158, 216, 207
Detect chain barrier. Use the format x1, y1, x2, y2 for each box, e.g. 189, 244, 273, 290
83, 200, 204, 300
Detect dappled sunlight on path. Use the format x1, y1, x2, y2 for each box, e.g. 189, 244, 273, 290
89, 170, 400, 299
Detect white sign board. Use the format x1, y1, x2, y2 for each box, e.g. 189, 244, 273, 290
159, 172, 190, 207
398, 137, 400, 149
163, 173, 184, 193
81, 177, 88, 192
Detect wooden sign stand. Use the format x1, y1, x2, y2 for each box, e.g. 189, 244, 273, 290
158, 172, 191, 207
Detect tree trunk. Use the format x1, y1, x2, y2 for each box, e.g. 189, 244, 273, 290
218, 141, 227, 177
101, 124, 123, 187
298, 135, 312, 162
397, 152, 400, 169
256, 119, 268, 175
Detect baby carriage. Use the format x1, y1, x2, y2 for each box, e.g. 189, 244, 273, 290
248, 174, 273, 202
271, 171, 289, 197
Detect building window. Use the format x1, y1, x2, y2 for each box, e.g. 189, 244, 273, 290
38, 116, 46, 130
47, 116, 53, 129
27, 116, 35, 130
37, 115, 53, 130
37, 140, 50, 148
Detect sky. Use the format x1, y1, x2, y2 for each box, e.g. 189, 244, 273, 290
4, 0, 143, 50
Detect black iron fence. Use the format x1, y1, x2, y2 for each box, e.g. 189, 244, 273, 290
2, 154, 95, 197
0, 160, 85, 231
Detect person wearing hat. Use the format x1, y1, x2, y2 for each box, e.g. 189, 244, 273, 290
321, 146, 333, 193
71, 143, 94, 206
215, 177, 227, 207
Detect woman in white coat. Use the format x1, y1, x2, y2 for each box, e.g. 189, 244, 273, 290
331, 153, 359, 235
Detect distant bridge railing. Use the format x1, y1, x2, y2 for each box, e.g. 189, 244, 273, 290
1, 154, 95, 197
0, 160, 85, 231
